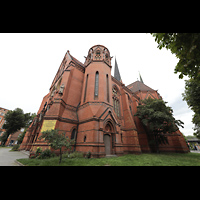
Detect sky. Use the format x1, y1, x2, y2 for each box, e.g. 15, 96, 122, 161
0, 33, 194, 136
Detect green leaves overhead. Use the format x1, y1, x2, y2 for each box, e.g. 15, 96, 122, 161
151, 33, 200, 80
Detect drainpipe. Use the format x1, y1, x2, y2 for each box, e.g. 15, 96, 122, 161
73, 102, 80, 152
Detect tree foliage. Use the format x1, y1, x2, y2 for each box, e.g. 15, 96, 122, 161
3, 108, 36, 134
151, 33, 200, 80
0, 108, 36, 146
183, 78, 200, 113
39, 129, 75, 164
151, 33, 200, 139
135, 98, 184, 152
182, 78, 200, 138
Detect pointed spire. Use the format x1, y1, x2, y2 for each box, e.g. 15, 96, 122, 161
139, 71, 144, 83
114, 57, 121, 82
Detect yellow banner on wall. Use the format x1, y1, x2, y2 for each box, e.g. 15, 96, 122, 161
40, 120, 57, 132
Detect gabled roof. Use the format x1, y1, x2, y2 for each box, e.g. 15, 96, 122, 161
127, 80, 155, 93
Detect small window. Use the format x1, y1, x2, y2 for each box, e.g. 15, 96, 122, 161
84, 135, 87, 142
71, 129, 76, 140
96, 50, 100, 56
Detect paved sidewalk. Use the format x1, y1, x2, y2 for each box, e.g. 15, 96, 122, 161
0, 147, 29, 166
190, 150, 200, 153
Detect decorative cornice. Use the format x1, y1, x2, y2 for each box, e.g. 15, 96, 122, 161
84, 60, 112, 68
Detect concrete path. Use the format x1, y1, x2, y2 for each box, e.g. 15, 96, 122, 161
190, 150, 200, 153
0, 147, 29, 166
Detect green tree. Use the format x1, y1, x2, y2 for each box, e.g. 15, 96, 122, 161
183, 78, 200, 113
151, 33, 200, 80
151, 33, 200, 139
17, 128, 27, 144
3, 108, 26, 135
135, 98, 184, 153
0, 108, 36, 146
182, 78, 200, 138
39, 129, 75, 164
192, 113, 200, 138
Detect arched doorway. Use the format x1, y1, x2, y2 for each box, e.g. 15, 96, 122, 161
103, 121, 115, 155
104, 134, 111, 155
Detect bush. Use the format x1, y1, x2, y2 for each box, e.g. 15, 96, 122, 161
85, 151, 91, 158
37, 149, 56, 159
35, 147, 42, 157
67, 151, 84, 159
11, 144, 20, 151
62, 152, 70, 158
30, 155, 36, 159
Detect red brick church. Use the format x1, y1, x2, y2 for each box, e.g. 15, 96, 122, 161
19, 45, 189, 157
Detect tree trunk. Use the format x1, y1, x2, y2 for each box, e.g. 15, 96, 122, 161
59, 148, 62, 164
155, 134, 160, 153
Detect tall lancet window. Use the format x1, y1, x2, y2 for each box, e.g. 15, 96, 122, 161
83, 74, 89, 103
94, 71, 99, 99
106, 74, 109, 103
112, 86, 120, 117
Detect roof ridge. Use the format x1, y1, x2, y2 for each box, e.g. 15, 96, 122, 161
127, 80, 155, 92
67, 51, 85, 67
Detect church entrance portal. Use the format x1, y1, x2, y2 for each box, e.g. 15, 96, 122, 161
103, 134, 111, 155
103, 122, 115, 156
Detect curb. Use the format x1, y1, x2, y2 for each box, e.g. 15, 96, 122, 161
14, 160, 25, 166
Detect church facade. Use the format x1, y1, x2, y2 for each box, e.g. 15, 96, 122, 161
19, 45, 189, 157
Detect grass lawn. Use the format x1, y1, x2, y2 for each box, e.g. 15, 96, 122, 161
17, 152, 200, 166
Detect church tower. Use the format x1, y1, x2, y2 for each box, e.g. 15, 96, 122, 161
77, 45, 122, 157
81, 45, 112, 104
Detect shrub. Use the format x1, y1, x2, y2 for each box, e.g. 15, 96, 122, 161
37, 149, 56, 159
11, 144, 20, 151
85, 151, 91, 159
30, 155, 36, 159
62, 152, 70, 158
68, 151, 84, 158
35, 147, 42, 157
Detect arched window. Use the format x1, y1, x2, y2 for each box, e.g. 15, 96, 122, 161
114, 99, 120, 117
71, 129, 76, 140
112, 86, 120, 117
94, 71, 99, 99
